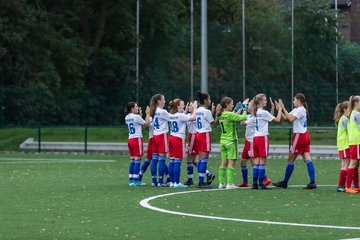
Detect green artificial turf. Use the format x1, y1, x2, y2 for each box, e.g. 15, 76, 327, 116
0, 153, 359, 240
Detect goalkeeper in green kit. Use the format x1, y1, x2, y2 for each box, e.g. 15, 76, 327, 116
217, 96, 249, 189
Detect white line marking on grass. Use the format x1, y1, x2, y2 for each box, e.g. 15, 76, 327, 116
0, 158, 117, 163
140, 186, 360, 231
340, 238, 360, 240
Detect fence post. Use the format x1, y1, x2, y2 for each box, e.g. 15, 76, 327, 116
38, 89, 44, 153
288, 128, 292, 150
83, 91, 88, 154
84, 126, 88, 154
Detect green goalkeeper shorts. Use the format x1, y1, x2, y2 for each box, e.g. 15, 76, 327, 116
220, 141, 238, 161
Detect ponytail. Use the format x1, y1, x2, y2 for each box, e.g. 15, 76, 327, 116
347, 96, 360, 117
334, 101, 349, 126
168, 98, 182, 114
150, 94, 163, 118
294, 93, 309, 117
196, 91, 210, 106
252, 94, 266, 116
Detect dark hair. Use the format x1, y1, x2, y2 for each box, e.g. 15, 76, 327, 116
150, 94, 163, 117
251, 93, 266, 116
126, 101, 137, 113
219, 97, 233, 115
168, 98, 182, 114
196, 91, 210, 105
347, 95, 360, 117
294, 93, 309, 117
334, 101, 349, 126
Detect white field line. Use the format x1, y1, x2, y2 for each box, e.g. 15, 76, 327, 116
0, 157, 117, 163
140, 186, 360, 231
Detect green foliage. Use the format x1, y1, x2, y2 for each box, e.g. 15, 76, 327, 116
0, 0, 359, 125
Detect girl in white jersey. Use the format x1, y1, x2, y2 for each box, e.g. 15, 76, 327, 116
125, 102, 150, 186
195, 91, 218, 188
273, 93, 316, 189
184, 102, 199, 186
168, 99, 197, 188
149, 94, 170, 187
252, 94, 282, 190
239, 99, 272, 187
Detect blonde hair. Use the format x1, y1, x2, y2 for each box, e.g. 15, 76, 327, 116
334, 101, 349, 126
347, 96, 360, 117
150, 94, 163, 117
251, 94, 266, 116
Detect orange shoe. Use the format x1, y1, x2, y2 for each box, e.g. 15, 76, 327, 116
345, 188, 358, 194
238, 182, 249, 187
264, 177, 271, 186
353, 188, 360, 192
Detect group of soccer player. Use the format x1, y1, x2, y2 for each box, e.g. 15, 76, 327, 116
125, 91, 323, 190
335, 96, 360, 193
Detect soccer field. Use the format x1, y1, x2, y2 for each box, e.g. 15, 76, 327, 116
1, 153, 359, 240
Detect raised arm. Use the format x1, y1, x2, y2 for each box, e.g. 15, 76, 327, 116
143, 106, 151, 127
279, 99, 296, 122
188, 101, 198, 121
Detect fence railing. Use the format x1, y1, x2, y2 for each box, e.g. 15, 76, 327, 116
0, 125, 337, 153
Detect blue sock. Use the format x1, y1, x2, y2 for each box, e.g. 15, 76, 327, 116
284, 162, 295, 183
241, 166, 248, 183
133, 160, 141, 181
187, 162, 194, 182
164, 163, 169, 182
306, 159, 315, 183
158, 155, 166, 184
174, 160, 182, 184
129, 159, 135, 182
198, 158, 208, 183
168, 159, 175, 183
139, 158, 151, 181
258, 164, 266, 186
150, 154, 159, 185
253, 164, 259, 186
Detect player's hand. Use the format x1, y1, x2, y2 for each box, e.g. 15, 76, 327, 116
139, 107, 143, 115
185, 102, 190, 113
211, 103, 215, 114
192, 101, 198, 110
216, 104, 222, 116
242, 98, 250, 105
270, 97, 275, 107
145, 106, 150, 116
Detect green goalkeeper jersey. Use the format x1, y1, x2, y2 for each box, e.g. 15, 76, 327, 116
219, 111, 247, 144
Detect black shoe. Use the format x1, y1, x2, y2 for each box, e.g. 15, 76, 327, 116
165, 177, 171, 184
184, 181, 194, 186
259, 185, 271, 190
303, 182, 316, 189
206, 173, 216, 185
252, 185, 259, 190
198, 182, 211, 188
273, 181, 288, 189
